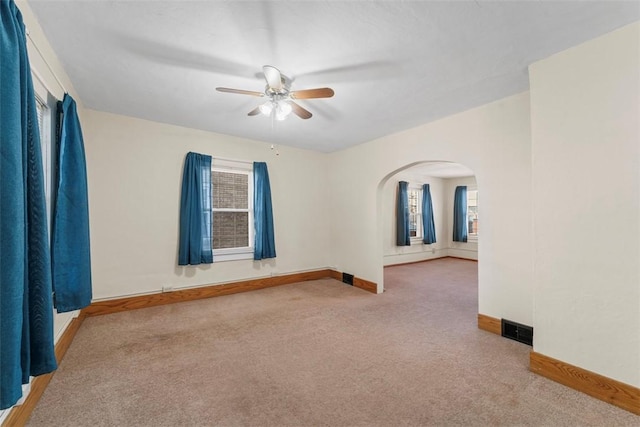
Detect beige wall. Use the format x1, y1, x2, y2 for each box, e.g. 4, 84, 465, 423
83, 110, 331, 300
444, 176, 478, 260
382, 171, 446, 266
530, 22, 639, 387
328, 91, 534, 325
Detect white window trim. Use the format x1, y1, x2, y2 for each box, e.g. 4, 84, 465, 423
213, 246, 254, 262
409, 185, 423, 243
211, 163, 254, 262
33, 76, 55, 232
467, 186, 479, 241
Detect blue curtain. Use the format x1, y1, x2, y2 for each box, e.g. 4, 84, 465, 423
253, 162, 276, 260
0, 0, 57, 410
178, 152, 213, 265
422, 184, 436, 244
51, 94, 92, 312
453, 186, 468, 242
396, 181, 410, 246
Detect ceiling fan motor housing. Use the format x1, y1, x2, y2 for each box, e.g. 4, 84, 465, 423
265, 73, 291, 97
266, 86, 290, 99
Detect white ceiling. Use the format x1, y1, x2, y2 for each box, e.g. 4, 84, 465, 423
29, 1, 639, 153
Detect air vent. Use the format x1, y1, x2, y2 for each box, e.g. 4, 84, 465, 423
342, 273, 354, 286
501, 319, 533, 346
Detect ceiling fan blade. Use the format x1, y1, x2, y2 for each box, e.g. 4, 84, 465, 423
247, 106, 260, 116
290, 88, 335, 99
263, 65, 283, 91
216, 87, 264, 97
290, 101, 312, 120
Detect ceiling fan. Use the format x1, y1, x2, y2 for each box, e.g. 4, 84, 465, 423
216, 65, 334, 120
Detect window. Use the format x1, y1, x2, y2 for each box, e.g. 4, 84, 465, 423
467, 189, 478, 238
408, 187, 422, 239
33, 77, 55, 231
211, 160, 254, 261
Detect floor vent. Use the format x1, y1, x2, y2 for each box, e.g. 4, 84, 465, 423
501, 319, 533, 346
342, 273, 354, 286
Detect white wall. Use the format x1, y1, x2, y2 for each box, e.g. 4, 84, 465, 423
329, 92, 533, 325
382, 171, 447, 266
83, 110, 331, 300
530, 22, 639, 387
444, 176, 478, 260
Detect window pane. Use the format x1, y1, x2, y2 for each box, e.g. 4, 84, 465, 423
467, 190, 479, 236
212, 171, 248, 209
36, 98, 45, 134
213, 212, 249, 249
408, 189, 421, 238
409, 213, 418, 237
408, 190, 418, 214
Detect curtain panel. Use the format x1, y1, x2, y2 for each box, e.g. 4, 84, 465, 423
422, 184, 437, 244
253, 162, 276, 260
0, 0, 57, 410
51, 94, 92, 312
453, 186, 468, 242
396, 181, 410, 246
178, 152, 213, 265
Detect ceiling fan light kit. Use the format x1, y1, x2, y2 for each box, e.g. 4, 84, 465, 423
216, 65, 334, 121
259, 99, 292, 121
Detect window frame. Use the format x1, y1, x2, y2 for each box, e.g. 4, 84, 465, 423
32, 76, 56, 233
467, 187, 479, 241
408, 185, 423, 243
210, 160, 254, 262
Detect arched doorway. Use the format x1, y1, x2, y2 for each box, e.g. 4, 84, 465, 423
376, 161, 479, 309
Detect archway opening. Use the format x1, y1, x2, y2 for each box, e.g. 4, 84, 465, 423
376, 161, 479, 314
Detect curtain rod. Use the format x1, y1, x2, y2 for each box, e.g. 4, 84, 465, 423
213, 156, 253, 165
31, 67, 57, 99
25, 26, 67, 94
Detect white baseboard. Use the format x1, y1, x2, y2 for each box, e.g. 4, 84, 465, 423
384, 246, 479, 265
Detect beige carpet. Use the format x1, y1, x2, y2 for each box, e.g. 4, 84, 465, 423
28, 258, 638, 426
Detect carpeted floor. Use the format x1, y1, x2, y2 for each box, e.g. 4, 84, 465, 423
28, 258, 638, 426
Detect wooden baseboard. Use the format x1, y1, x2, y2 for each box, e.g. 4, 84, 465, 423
53, 313, 85, 362
530, 351, 640, 415
353, 276, 377, 293
85, 268, 379, 318
1, 269, 376, 425
3, 314, 86, 426
85, 269, 336, 317
329, 270, 342, 281
477, 313, 501, 335
326, 270, 377, 293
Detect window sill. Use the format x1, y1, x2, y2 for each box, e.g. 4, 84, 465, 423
213, 247, 253, 262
